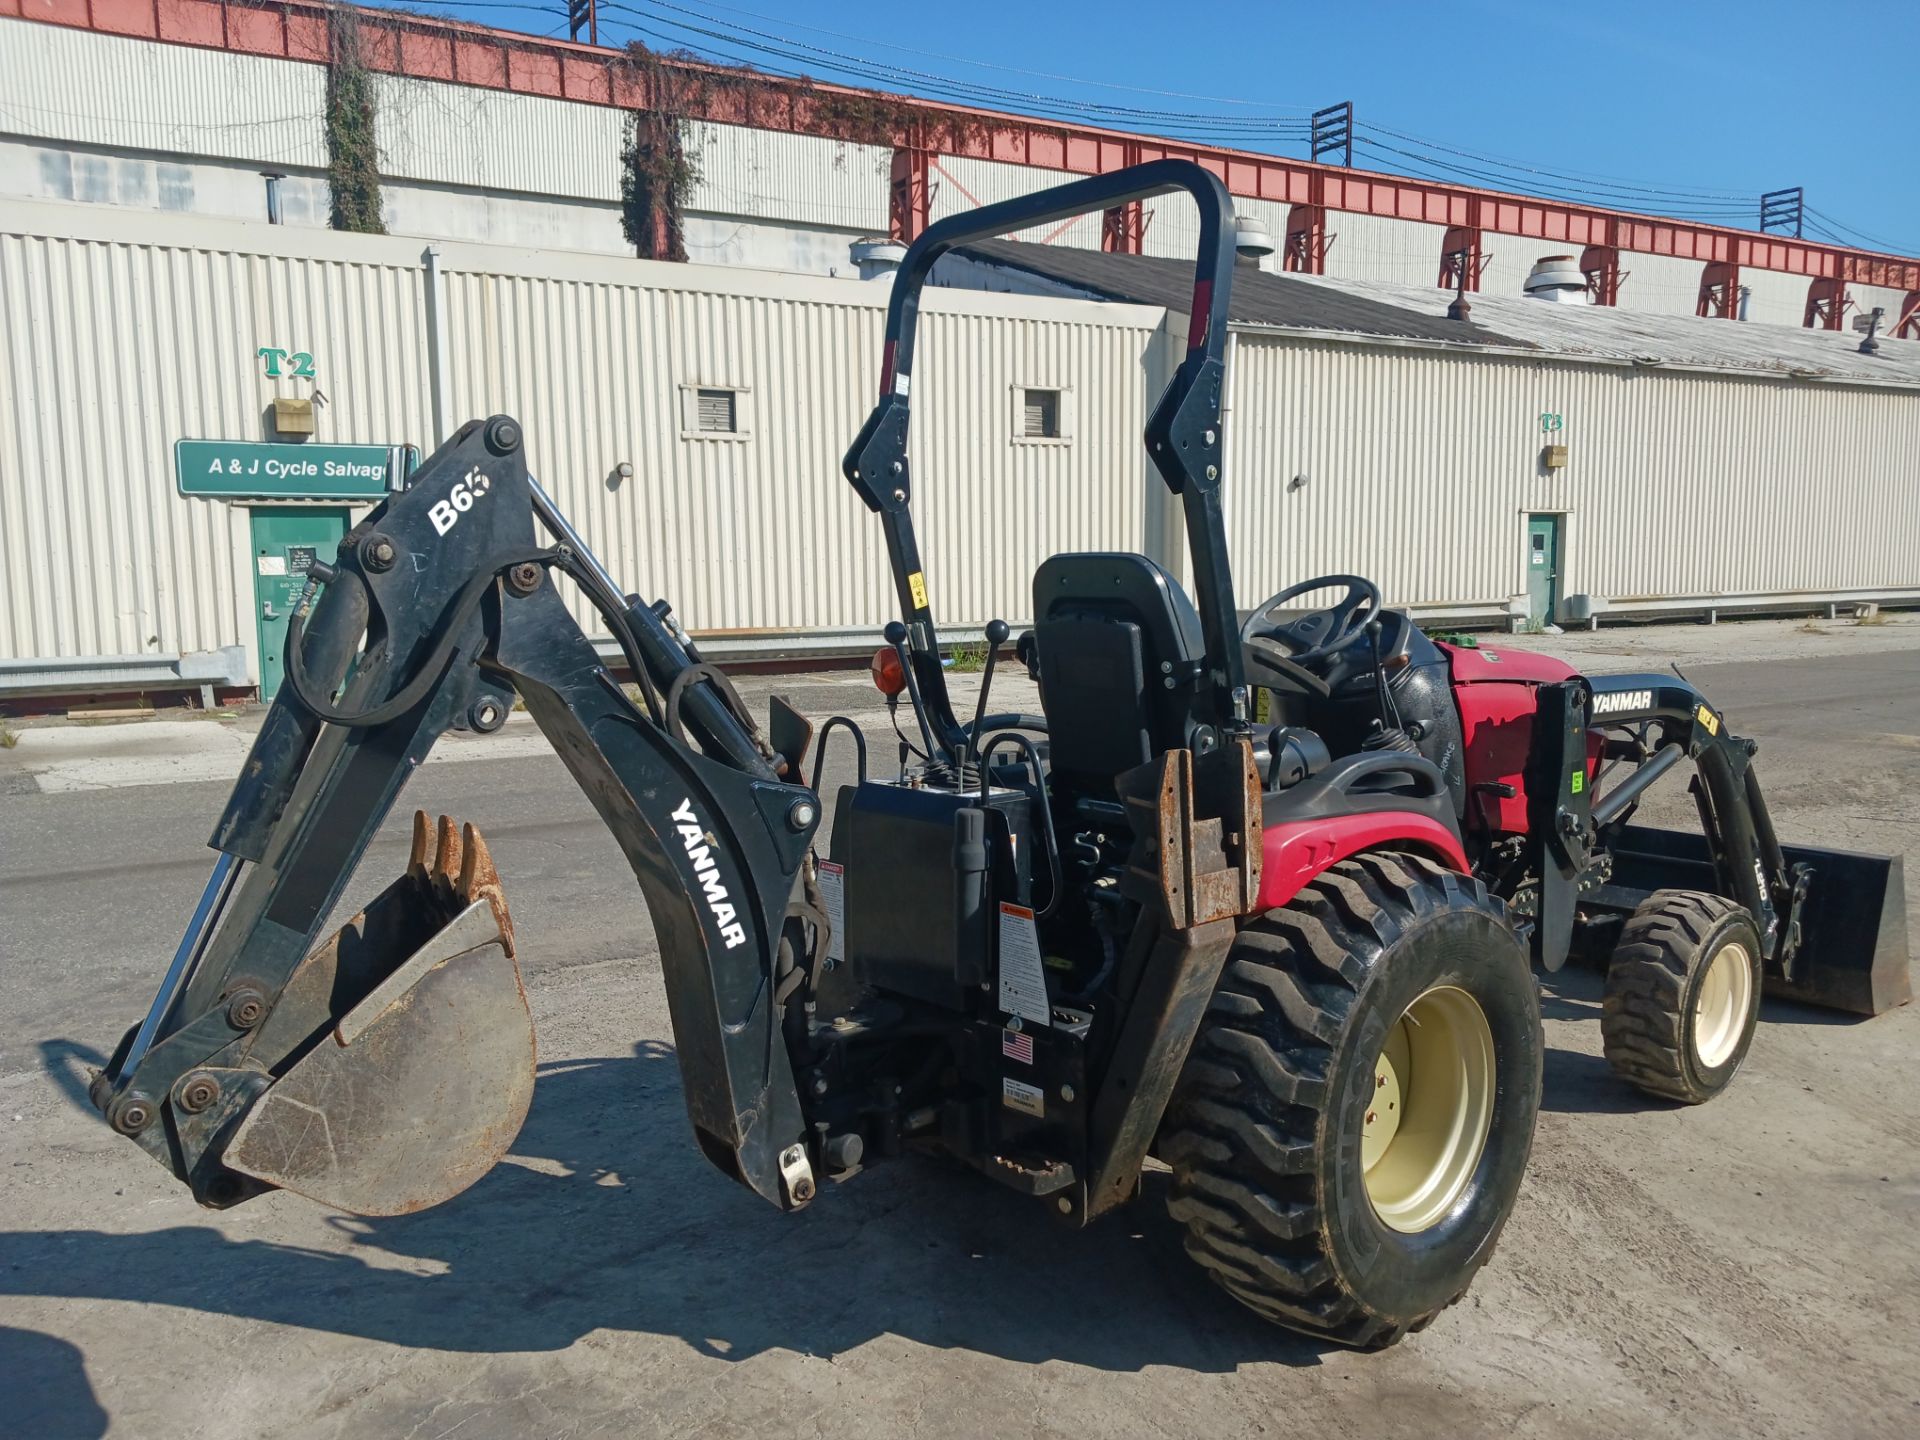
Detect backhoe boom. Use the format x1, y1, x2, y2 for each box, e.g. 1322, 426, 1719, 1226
94, 417, 822, 1213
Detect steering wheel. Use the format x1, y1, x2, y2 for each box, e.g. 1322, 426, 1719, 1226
1241, 574, 1383, 694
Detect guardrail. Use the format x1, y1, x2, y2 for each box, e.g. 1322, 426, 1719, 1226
0, 648, 248, 706
1565, 589, 1920, 629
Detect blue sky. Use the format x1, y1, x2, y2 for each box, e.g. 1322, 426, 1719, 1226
376, 0, 1920, 255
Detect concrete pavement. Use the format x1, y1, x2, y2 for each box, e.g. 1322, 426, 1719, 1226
1, 624, 1917, 1438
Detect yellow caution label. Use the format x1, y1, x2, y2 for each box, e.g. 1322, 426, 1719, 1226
907, 570, 928, 609
1697, 703, 1720, 736
1253, 687, 1272, 724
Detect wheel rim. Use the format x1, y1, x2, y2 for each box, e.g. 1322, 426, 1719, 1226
1692, 940, 1752, 1069
1362, 985, 1497, 1234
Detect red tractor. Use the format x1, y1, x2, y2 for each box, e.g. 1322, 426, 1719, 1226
92, 162, 1907, 1348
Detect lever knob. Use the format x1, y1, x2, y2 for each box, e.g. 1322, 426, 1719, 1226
984, 618, 1010, 646
883, 620, 908, 646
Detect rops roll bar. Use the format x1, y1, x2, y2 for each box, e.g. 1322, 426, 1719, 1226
842, 159, 1244, 756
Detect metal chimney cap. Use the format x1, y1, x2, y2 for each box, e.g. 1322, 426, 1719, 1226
850, 237, 906, 264
849, 236, 907, 280
1234, 215, 1276, 259
1523, 254, 1590, 303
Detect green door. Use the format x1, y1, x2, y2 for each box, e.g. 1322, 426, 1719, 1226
1526, 514, 1561, 628
251, 506, 349, 699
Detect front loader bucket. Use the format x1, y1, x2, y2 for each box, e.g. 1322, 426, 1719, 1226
224, 814, 536, 1215
1610, 824, 1911, 1016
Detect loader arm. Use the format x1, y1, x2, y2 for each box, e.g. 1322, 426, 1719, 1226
93, 417, 823, 1213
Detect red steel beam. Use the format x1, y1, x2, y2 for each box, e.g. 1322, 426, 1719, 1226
7, 0, 1920, 292
1803, 276, 1849, 330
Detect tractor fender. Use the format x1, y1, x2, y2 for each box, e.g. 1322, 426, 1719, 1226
1257, 813, 1469, 910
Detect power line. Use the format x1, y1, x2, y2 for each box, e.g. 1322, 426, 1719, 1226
1805, 205, 1916, 258
1356, 119, 1756, 202
1352, 138, 1757, 220
605, 3, 1312, 134
599, 7, 1312, 146
369, 2, 1918, 255
652, 0, 1324, 111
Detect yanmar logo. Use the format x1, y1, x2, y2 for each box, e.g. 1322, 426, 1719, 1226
1592, 689, 1652, 716
671, 798, 747, 950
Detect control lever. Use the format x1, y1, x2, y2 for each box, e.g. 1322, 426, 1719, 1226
969, 619, 1012, 771
1366, 618, 1403, 733
884, 621, 941, 763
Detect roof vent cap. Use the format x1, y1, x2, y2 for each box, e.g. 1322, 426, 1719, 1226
1523, 254, 1590, 304
1234, 214, 1275, 261
850, 237, 907, 280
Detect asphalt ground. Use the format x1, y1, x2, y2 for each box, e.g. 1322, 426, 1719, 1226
1, 628, 1916, 1439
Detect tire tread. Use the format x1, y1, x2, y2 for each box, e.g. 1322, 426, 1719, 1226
1600, 888, 1759, 1104
1160, 852, 1528, 1349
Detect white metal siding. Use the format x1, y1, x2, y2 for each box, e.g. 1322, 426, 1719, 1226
6, 194, 1915, 682
436, 251, 1167, 637
376, 74, 622, 203
0, 24, 326, 169
0, 209, 431, 665
688, 123, 891, 233
1225, 333, 1920, 610
1326, 212, 1449, 288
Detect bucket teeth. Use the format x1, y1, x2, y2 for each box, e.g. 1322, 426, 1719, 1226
435, 814, 463, 892
460, 822, 516, 958
458, 821, 498, 896
403, 810, 515, 958
408, 811, 430, 881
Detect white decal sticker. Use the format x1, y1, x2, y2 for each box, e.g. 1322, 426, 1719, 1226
1002, 1076, 1045, 1118
997, 902, 1051, 1028
670, 797, 747, 949
256, 555, 288, 576
427, 465, 493, 537
1591, 689, 1653, 716
817, 860, 845, 965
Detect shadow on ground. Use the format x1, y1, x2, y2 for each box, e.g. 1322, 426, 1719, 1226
3, 1043, 1327, 1374
17, 960, 1844, 1369
0, 1327, 108, 1439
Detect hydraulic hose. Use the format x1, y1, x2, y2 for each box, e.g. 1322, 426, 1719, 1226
281, 547, 563, 729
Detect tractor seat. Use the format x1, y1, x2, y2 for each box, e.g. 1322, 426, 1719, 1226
1031, 552, 1205, 789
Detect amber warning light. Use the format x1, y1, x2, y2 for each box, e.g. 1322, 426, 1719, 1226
871, 646, 906, 697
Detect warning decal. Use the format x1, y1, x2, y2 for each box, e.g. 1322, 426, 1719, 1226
997, 902, 1051, 1027
817, 860, 845, 965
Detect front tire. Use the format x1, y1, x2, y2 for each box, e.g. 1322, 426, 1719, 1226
1602, 890, 1761, 1104
1159, 853, 1542, 1348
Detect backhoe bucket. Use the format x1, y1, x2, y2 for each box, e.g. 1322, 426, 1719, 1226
1609, 824, 1911, 1016
223, 813, 537, 1215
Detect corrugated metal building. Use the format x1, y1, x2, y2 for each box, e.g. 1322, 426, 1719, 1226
945, 241, 1920, 627
5, 9, 1917, 332
2, 196, 1916, 704
0, 199, 1174, 699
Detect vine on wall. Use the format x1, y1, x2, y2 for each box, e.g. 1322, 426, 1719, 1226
617, 42, 1017, 260
325, 6, 387, 234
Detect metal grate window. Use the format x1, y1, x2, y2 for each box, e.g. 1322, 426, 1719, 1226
1022, 388, 1061, 439
696, 388, 738, 433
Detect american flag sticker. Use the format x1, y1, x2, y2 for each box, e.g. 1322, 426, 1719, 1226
1002, 1028, 1034, 1065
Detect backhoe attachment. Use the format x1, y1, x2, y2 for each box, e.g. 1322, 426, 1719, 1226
93, 416, 822, 1214
222, 814, 533, 1216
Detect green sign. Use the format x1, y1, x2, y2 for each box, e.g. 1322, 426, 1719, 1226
175, 441, 414, 499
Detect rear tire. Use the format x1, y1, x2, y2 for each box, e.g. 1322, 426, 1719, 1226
1159, 853, 1542, 1348
1602, 890, 1761, 1104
